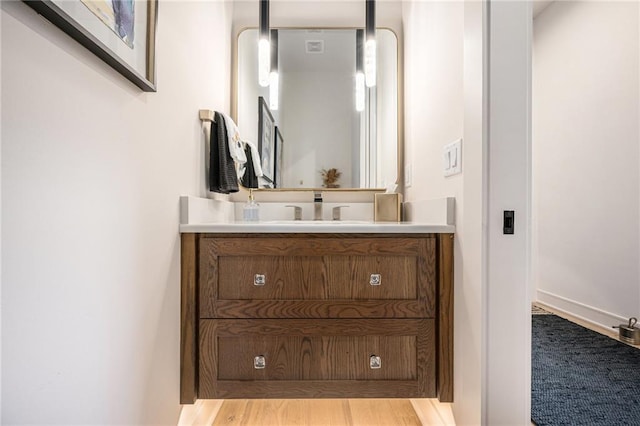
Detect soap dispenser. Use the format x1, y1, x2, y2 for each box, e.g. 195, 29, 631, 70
243, 190, 260, 222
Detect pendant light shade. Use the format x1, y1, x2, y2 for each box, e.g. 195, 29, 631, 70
258, 0, 270, 87
269, 29, 279, 110
355, 29, 365, 112
364, 0, 376, 87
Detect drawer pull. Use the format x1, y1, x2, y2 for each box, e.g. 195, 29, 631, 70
254, 274, 266, 286
369, 274, 382, 286
370, 355, 382, 369
254, 355, 266, 369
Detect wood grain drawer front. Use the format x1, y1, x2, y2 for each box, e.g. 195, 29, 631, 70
199, 319, 436, 399
218, 255, 416, 300
218, 335, 415, 380
200, 236, 436, 319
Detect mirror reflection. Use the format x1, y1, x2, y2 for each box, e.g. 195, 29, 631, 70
237, 28, 398, 189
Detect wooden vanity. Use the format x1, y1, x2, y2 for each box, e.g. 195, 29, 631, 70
180, 232, 453, 403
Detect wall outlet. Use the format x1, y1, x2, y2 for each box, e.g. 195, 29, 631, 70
443, 139, 462, 177
405, 164, 412, 187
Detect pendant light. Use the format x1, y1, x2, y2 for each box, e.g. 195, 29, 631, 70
364, 0, 376, 87
258, 0, 270, 87
355, 29, 365, 112
269, 29, 279, 110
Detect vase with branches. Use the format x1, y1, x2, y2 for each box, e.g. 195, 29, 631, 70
321, 168, 341, 188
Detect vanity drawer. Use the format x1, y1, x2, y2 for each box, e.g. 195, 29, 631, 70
218, 255, 416, 299
198, 318, 435, 399
199, 236, 436, 319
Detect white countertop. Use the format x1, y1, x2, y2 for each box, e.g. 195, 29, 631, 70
178, 196, 456, 234
179, 221, 455, 234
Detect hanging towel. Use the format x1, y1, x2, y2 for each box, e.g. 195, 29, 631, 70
221, 113, 247, 166
240, 144, 259, 188
244, 140, 264, 178
209, 112, 239, 194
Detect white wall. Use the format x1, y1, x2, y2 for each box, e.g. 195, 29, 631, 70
281, 71, 353, 187
0, 2, 3, 418
458, 0, 485, 423
376, 29, 399, 190
533, 1, 640, 327
403, 1, 463, 207
402, 1, 478, 424
1, 1, 232, 424
236, 29, 270, 150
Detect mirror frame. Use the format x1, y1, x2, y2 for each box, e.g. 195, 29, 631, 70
232, 26, 404, 193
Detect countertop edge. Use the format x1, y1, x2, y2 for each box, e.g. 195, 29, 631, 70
179, 223, 455, 234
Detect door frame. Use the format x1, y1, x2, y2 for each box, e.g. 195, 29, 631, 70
482, 1, 533, 424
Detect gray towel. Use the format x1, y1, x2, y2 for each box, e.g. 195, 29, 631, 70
209, 112, 239, 194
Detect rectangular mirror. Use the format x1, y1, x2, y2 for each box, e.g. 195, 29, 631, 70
236, 28, 399, 189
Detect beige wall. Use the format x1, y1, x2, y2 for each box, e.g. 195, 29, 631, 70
1, 1, 232, 423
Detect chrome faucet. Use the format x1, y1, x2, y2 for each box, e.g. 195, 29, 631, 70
332, 205, 349, 221
314, 192, 323, 220
285, 205, 302, 221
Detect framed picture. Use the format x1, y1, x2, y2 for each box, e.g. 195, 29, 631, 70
274, 126, 284, 188
258, 96, 275, 187
24, 0, 158, 92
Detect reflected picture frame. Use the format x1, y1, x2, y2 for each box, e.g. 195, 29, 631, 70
258, 96, 275, 187
274, 126, 284, 188
24, 0, 158, 92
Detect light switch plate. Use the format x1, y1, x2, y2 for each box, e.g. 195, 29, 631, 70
405, 164, 412, 187
443, 139, 462, 177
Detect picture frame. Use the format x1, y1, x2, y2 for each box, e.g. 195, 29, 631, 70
274, 126, 284, 188
24, 0, 158, 92
258, 96, 275, 187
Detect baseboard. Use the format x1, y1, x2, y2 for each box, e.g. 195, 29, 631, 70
536, 290, 628, 333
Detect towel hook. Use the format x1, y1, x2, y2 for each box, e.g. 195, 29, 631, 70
199, 109, 216, 123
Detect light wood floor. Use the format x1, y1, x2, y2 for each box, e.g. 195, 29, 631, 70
178, 398, 455, 426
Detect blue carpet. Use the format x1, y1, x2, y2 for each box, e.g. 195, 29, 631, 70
532, 314, 640, 426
